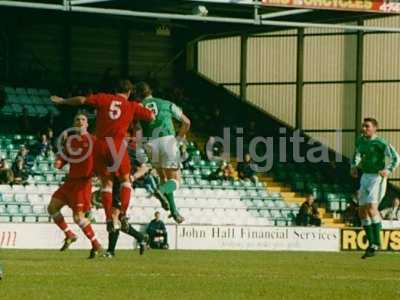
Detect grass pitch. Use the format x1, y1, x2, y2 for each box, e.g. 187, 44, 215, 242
0, 250, 399, 300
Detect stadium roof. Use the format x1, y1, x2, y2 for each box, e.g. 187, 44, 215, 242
1, 0, 400, 35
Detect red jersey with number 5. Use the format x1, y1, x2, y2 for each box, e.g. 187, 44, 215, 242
86, 93, 153, 141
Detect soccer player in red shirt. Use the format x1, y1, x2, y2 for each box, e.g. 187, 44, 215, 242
47, 112, 102, 258
51, 79, 154, 233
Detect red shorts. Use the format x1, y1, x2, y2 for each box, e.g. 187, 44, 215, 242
93, 138, 131, 177
53, 179, 92, 213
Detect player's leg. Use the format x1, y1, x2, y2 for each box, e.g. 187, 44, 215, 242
48, 195, 77, 251
100, 175, 120, 230
359, 204, 374, 254
158, 136, 183, 223
118, 172, 132, 217
119, 214, 148, 255
132, 163, 149, 182
105, 179, 121, 258
360, 174, 383, 258
152, 167, 170, 211
72, 211, 102, 259
367, 176, 386, 252
368, 203, 382, 248
162, 168, 184, 224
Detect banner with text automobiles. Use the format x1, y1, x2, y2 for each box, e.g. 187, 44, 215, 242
262, 0, 400, 14
176, 225, 340, 251
341, 228, 400, 251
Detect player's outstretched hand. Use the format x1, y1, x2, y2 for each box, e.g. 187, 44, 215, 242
50, 95, 65, 104
379, 170, 389, 178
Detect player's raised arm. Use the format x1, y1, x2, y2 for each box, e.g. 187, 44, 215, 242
51, 95, 87, 106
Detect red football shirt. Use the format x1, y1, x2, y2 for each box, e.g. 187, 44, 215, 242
56, 133, 95, 179
86, 93, 153, 141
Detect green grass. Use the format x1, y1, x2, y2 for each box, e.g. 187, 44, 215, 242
0, 250, 399, 300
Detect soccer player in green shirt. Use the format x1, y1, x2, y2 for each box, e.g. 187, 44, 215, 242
136, 82, 191, 224
351, 117, 400, 259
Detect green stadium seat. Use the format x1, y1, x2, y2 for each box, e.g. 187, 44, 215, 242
55, 174, 65, 182
4, 86, 16, 95
1, 105, 14, 116
201, 169, 211, 177
25, 105, 37, 117
27, 88, 39, 95
15, 87, 27, 95
24, 215, 37, 222
14, 194, 27, 203
12, 215, 24, 222
260, 210, 271, 218
327, 200, 340, 212
193, 169, 201, 178
275, 219, 288, 226
38, 89, 50, 97
2, 193, 14, 203
38, 162, 50, 172
7, 94, 19, 104
20, 205, 33, 214
0, 215, 11, 222
7, 204, 20, 215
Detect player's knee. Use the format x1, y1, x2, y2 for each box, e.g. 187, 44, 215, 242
120, 181, 131, 189
368, 206, 379, 217
47, 203, 57, 215
170, 178, 180, 190
73, 213, 87, 227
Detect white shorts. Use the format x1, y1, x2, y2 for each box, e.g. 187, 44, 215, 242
358, 173, 387, 206
146, 135, 181, 169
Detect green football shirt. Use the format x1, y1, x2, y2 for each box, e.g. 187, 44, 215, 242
351, 135, 399, 174
141, 96, 183, 139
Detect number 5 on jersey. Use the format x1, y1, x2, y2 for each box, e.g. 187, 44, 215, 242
109, 100, 122, 120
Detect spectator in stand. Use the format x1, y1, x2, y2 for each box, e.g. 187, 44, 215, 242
296, 194, 322, 226
222, 163, 237, 181
36, 132, 53, 156
0, 159, 13, 184
237, 153, 258, 183
14, 145, 30, 167
44, 127, 56, 150
12, 158, 29, 185
380, 197, 400, 221
207, 161, 237, 181
146, 211, 168, 249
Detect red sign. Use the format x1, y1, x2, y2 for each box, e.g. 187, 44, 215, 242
262, 0, 400, 14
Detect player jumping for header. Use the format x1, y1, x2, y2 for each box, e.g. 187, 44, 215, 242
351, 117, 400, 259
51, 79, 154, 234
47, 112, 102, 258
136, 82, 191, 224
